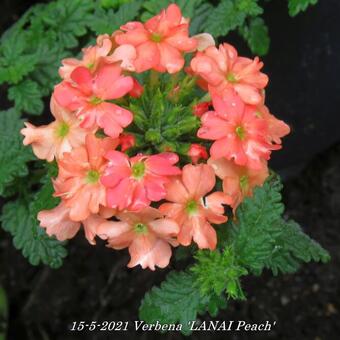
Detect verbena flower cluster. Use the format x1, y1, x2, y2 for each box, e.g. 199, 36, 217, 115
21, 4, 290, 270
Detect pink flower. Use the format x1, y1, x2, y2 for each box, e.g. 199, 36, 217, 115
54, 64, 134, 138
159, 164, 231, 250
191, 43, 268, 105
38, 202, 109, 244
115, 4, 197, 73
53, 134, 118, 221
59, 35, 113, 80
192, 33, 215, 51
208, 157, 269, 211
198, 89, 279, 169
129, 78, 144, 98
119, 133, 135, 152
101, 152, 181, 211
38, 202, 81, 241
255, 101, 290, 144
21, 96, 87, 161
97, 207, 179, 270
188, 144, 208, 164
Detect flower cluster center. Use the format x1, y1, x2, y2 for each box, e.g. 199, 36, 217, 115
239, 175, 249, 191
226, 72, 237, 83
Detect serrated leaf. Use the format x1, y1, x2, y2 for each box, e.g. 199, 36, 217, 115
288, 0, 318, 17
229, 175, 285, 274
40, 0, 94, 49
139, 271, 226, 335
0, 109, 34, 196
229, 174, 330, 275
8, 80, 44, 115
189, 3, 214, 35
265, 220, 330, 275
141, 0, 204, 21
240, 17, 270, 56
237, 0, 263, 16
89, 1, 143, 35
203, 0, 246, 37
192, 247, 247, 299
1, 179, 67, 268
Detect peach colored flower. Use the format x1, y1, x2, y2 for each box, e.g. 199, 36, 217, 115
198, 89, 279, 170
115, 4, 197, 73
38, 202, 81, 241
97, 207, 179, 270
53, 134, 118, 221
101, 152, 181, 211
38, 202, 109, 244
188, 144, 208, 164
21, 96, 87, 161
208, 157, 269, 211
255, 101, 290, 144
191, 43, 268, 105
54, 64, 134, 138
59, 35, 113, 80
159, 164, 231, 250
193, 33, 215, 51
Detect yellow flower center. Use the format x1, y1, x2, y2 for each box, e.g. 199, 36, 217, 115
131, 161, 146, 180
185, 199, 198, 215
134, 223, 148, 235
226, 72, 237, 83
235, 126, 246, 140
239, 175, 249, 192
89, 96, 103, 105
86, 170, 100, 184
151, 33, 162, 43
56, 122, 70, 137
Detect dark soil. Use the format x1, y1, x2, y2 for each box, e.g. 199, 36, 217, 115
0, 1, 339, 340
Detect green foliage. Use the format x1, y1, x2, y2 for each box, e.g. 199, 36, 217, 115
1, 178, 67, 268
288, 0, 318, 17
139, 271, 227, 335
0, 286, 8, 340
229, 175, 330, 275
0, 109, 34, 196
89, 1, 143, 35
239, 17, 270, 56
264, 219, 330, 275
191, 247, 248, 299
8, 80, 44, 115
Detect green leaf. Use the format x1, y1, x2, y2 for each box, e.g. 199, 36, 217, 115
139, 271, 227, 335
141, 0, 204, 21
8, 80, 44, 115
229, 174, 330, 275
202, 0, 247, 37
1, 179, 67, 268
288, 0, 318, 17
265, 220, 330, 275
40, 0, 94, 49
0, 286, 8, 340
240, 17, 270, 56
0, 109, 34, 196
0, 31, 38, 84
237, 0, 263, 16
191, 247, 248, 299
89, 1, 143, 35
